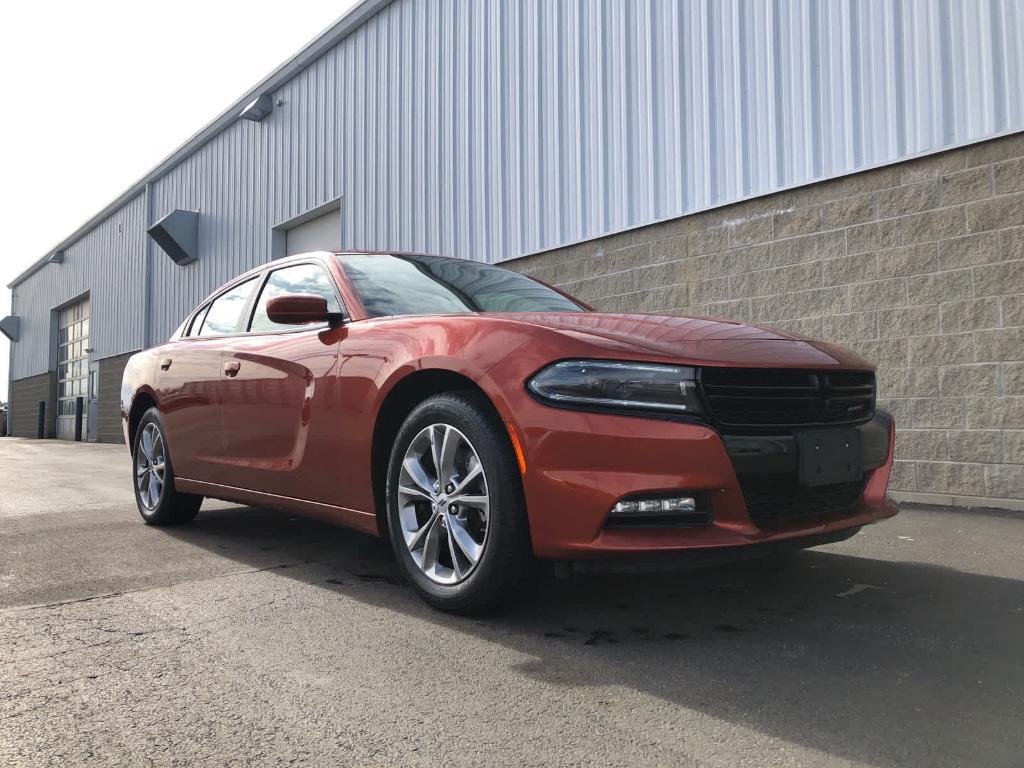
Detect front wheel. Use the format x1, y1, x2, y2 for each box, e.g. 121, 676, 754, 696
132, 407, 202, 526
385, 392, 535, 613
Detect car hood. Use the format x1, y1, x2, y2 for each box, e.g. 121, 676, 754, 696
499, 312, 873, 368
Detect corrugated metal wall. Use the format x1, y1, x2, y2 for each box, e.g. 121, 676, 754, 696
12, 0, 1024, 374
146, 45, 349, 340
338, 0, 1024, 261
11, 195, 146, 376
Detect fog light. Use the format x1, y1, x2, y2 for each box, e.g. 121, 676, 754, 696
611, 496, 696, 516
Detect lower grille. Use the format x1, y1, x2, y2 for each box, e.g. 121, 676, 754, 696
604, 510, 713, 529
737, 475, 867, 528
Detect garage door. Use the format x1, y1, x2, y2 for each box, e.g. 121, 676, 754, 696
56, 298, 90, 440
286, 208, 341, 256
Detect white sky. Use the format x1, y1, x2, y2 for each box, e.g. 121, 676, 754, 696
0, 0, 361, 401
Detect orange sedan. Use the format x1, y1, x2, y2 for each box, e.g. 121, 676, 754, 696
122, 251, 896, 612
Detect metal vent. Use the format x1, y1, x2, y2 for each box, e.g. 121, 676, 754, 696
147, 209, 199, 266
0, 315, 19, 342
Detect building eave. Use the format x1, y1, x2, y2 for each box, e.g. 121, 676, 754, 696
6, 0, 391, 290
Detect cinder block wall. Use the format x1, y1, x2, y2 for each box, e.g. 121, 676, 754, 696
96, 352, 136, 444
507, 132, 1024, 509
9, 372, 56, 439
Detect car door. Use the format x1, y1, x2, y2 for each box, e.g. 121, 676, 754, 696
157, 276, 260, 483
217, 261, 346, 503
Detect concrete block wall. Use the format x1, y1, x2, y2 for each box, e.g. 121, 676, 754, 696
507, 132, 1024, 510
96, 352, 135, 444
9, 372, 56, 439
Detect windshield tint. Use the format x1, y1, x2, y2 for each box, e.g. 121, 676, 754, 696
337, 254, 586, 317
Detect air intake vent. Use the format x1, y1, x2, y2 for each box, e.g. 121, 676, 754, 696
736, 475, 867, 529
699, 368, 875, 428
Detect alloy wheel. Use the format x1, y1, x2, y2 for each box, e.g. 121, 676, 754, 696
397, 423, 490, 585
135, 423, 166, 511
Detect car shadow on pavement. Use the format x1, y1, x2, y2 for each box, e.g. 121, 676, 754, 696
164, 503, 1024, 768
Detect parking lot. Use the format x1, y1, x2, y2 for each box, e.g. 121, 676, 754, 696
1, 438, 1022, 767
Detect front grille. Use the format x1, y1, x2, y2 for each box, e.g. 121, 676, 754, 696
737, 475, 867, 528
700, 368, 875, 428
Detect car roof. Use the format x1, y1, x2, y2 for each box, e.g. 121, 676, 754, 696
200, 250, 453, 303
224, 249, 431, 281
199, 249, 520, 312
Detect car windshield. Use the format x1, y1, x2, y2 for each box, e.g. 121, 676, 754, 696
336, 254, 586, 317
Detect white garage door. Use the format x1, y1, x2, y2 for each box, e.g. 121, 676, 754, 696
56, 298, 90, 440
286, 209, 341, 256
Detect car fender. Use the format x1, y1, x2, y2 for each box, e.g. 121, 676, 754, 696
120, 349, 161, 446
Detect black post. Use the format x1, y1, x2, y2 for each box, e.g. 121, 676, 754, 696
37, 400, 46, 439
74, 396, 84, 442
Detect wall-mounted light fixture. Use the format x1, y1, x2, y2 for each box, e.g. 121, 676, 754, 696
47, 250, 64, 264
240, 93, 273, 122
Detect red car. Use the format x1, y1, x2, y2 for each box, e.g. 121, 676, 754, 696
122, 251, 897, 611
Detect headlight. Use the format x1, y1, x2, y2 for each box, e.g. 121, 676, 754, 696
527, 360, 704, 415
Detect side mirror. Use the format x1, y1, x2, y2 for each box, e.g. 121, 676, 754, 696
265, 294, 343, 326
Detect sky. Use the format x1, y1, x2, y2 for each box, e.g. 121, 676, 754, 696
0, 0, 362, 401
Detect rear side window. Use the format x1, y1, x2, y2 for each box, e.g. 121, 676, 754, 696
249, 263, 342, 333
185, 305, 210, 337
198, 278, 258, 337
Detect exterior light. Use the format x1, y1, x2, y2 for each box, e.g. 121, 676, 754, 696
240, 93, 273, 122
528, 360, 703, 415
611, 496, 697, 516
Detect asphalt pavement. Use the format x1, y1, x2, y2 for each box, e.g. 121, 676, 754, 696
1, 437, 1022, 767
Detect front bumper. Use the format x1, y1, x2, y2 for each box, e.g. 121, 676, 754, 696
516, 404, 897, 559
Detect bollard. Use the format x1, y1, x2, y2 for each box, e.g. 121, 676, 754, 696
74, 396, 84, 442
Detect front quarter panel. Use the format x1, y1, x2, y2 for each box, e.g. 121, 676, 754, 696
326, 316, 529, 516
334, 314, 659, 519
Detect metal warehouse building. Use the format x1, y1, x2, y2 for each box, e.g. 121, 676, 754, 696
4, 0, 1024, 509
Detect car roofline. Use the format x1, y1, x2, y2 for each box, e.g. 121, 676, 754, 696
187, 251, 443, 313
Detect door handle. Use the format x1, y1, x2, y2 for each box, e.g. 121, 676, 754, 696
223, 361, 241, 377
159, 358, 172, 371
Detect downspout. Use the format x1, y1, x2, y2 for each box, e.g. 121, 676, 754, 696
6, 289, 14, 434
143, 182, 154, 348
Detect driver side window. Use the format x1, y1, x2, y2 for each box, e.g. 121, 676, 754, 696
249, 263, 342, 333
198, 278, 259, 337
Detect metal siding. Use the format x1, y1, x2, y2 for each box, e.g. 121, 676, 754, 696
331, 0, 1022, 262
10, 195, 146, 378
10, 0, 1024, 368
148, 74, 346, 343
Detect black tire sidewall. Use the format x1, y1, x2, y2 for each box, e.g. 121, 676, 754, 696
132, 407, 196, 525
385, 393, 529, 610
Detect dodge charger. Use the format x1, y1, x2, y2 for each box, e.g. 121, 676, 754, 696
121, 251, 897, 611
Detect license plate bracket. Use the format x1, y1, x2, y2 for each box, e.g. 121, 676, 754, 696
797, 429, 862, 486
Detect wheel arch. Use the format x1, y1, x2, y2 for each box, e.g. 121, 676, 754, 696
370, 368, 504, 537
127, 390, 159, 448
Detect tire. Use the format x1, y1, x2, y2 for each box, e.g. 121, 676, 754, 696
131, 407, 202, 526
385, 392, 535, 613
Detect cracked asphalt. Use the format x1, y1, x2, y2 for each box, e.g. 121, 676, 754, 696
1, 437, 1023, 767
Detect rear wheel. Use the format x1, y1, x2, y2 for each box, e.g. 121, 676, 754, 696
385, 392, 535, 613
132, 408, 202, 526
